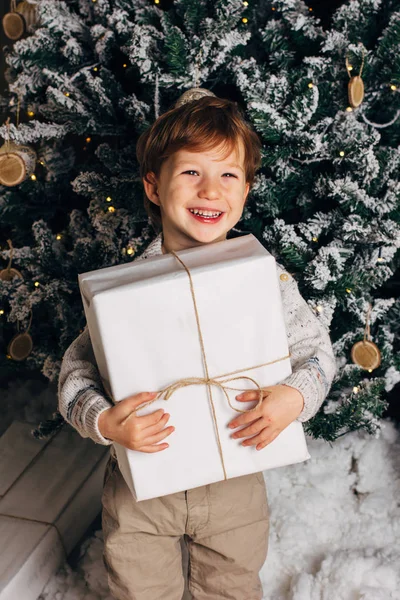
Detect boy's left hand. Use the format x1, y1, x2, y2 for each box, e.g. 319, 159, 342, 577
228, 384, 305, 451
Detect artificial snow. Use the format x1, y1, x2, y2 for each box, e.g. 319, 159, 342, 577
37, 419, 400, 600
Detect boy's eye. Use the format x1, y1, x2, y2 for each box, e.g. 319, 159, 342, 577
183, 170, 237, 178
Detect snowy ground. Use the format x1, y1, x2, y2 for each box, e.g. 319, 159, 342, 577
37, 418, 400, 600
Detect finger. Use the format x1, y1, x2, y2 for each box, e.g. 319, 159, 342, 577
141, 425, 175, 447
241, 428, 280, 450
228, 411, 266, 431
139, 443, 170, 453
142, 413, 170, 435
231, 417, 264, 439
236, 389, 270, 402
137, 408, 167, 428
118, 392, 159, 423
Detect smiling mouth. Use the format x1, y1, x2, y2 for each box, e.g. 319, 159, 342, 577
187, 209, 225, 223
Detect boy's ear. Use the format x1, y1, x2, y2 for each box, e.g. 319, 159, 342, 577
143, 172, 160, 206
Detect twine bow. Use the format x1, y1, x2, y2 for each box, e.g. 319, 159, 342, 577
127, 249, 291, 480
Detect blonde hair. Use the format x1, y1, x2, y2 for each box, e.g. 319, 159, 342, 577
136, 95, 262, 234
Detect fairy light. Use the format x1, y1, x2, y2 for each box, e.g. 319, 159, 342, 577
31, 174, 37, 181
243, 1, 249, 5
242, 17, 248, 23
368, 369, 372, 373
353, 386, 359, 394
39, 160, 45, 165
154, 0, 160, 4
339, 151, 345, 157
390, 84, 397, 91
108, 206, 115, 213
316, 305, 323, 313
34, 281, 40, 287
127, 247, 134, 255
348, 65, 353, 71
0, 309, 4, 315
64, 92, 70, 97
308, 82, 313, 88
123, 63, 127, 68
27, 110, 35, 117
86, 137, 91, 143
309, 7, 313, 11
346, 288, 352, 293
56, 234, 62, 240
106, 196, 112, 202
312, 236, 318, 242
93, 67, 98, 72
346, 106, 353, 112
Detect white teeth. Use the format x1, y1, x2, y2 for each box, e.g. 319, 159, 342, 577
189, 209, 222, 217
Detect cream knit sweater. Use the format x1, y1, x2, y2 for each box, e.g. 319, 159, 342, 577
58, 231, 337, 445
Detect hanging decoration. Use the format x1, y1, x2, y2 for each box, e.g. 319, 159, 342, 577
0, 112, 37, 187
351, 303, 381, 371
346, 43, 365, 108
2, 0, 37, 41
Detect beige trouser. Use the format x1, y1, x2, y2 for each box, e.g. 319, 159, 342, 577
101, 450, 269, 600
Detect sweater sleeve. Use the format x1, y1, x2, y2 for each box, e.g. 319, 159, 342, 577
276, 264, 337, 423
57, 326, 114, 445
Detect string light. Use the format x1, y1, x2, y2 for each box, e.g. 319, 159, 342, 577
368, 369, 372, 373
353, 386, 359, 393
39, 160, 45, 165
348, 65, 353, 71
346, 288, 352, 293
346, 106, 353, 112
93, 67, 98, 72
390, 84, 397, 91
106, 196, 112, 202
316, 305, 323, 313
108, 206, 115, 213
242, 17, 248, 23
56, 234, 62, 240
64, 92, 70, 97
27, 110, 35, 117
0, 309, 4, 315
86, 137, 91, 143
154, 0, 160, 4
312, 236, 318, 242
123, 63, 127, 68
34, 281, 40, 287
31, 174, 37, 181
272, 6, 276, 10
127, 247, 134, 255
243, 1, 249, 5
308, 82, 313, 88
309, 6, 313, 10
339, 151, 345, 157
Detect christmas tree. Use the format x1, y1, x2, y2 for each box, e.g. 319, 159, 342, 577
0, 0, 399, 442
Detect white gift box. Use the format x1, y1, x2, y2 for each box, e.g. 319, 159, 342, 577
0, 421, 109, 600
78, 233, 310, 502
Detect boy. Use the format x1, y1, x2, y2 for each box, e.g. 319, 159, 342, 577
58, 90, 336, 600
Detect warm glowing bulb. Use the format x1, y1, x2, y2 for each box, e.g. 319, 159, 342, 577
339, 151, 345, 157
308, 82, 313, 88
108, 206, 115, 213
390, 84, 397, 91
368, 369, 372, 373
348, 65, 353, 71
316, 305, 323, 313
127, 248, 134, 255
346, 106, 353, 112
377, 257, 384, 262
93, 67, 98, 72
56, 234, 62, 240
309, 7, 313, 10
31, 174, 37, 181
27, 111, 35, 117
242, 17, 248, 23
106, 196, 112, 202
243, 1, 249, 4
155, 0, 160, 4
39, 160, 44, 165
123, 63, 127, 68
346, 288, 352, 293
86, 137, 91, 143
0, 309, 4, 315
64, 92, 70, 97
34, 281, 40, 287
312, 236, 318, 242
272, 6, 276, 10
353, 386, 359, 393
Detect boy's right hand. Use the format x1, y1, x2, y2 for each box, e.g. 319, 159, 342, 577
98, 392, 174, 453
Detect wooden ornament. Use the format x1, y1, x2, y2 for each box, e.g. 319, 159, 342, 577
348, 75, 364, 108
351, 303, 381, 371
351, 339, 381, 371
0, 141, 37, 187
2, 0, 37, 41
7, 331, 33, 361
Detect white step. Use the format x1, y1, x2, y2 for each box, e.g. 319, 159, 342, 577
0, 420, 109, 600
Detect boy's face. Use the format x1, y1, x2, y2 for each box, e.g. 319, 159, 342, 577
143, 140, 250, 253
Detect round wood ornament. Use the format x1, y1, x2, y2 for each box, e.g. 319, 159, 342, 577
2, 11, 26, 40
0, 141, 37, 187
348, 75, 364, 108
351, 339, 381, 370
7, 331, 33, 361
